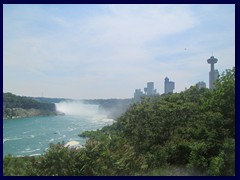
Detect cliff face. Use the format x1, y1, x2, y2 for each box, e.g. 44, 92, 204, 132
3, 107, 57, 119
3, 93, 57, 119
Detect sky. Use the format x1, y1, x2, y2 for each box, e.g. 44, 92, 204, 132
3, 4, 235, 99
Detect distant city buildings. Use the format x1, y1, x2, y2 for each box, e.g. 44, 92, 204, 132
134, 89, 144, 101
196, 81, 206, 89
144, 82, 156, 96
133, 78, 176, 101
164, 77, 175, 94
207, 56, 219, 89
133, 82, 157, 101
133, 54, 220, 100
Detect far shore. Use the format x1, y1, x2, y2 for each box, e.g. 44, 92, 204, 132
3, 111, 64, 120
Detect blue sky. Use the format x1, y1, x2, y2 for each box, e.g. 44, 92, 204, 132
3, 4, 235, 99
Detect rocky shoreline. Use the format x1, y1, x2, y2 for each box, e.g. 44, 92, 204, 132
3, 107, 61, 120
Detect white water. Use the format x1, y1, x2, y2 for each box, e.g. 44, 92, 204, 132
3, 101, 114, 157
55, 101, 112, 122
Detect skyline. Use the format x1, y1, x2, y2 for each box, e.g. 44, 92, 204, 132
3, 4, 235, 99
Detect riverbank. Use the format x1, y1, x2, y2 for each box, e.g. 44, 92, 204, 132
3, 107, 59, 120
3, 92, 58, 120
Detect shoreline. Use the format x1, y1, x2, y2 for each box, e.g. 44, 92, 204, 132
3, 110, 64, 120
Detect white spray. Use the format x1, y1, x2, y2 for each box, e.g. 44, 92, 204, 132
55, 101, 114, 123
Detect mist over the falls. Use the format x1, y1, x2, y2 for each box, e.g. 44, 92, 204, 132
55, 101, 113, 123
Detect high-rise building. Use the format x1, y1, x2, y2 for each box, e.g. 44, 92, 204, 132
147, 82, 154, 95
134, 89, 144, 101
207, 56, 219, 89
196, 81, 206, 89
164, 77, 175, 94
144, 82, 156, 96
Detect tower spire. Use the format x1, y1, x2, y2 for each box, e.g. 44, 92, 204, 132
207, 55, 219, 89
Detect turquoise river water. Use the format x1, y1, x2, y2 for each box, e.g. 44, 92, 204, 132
3, 102, 114, 157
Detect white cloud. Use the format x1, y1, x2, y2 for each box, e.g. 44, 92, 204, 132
3, 4, 235, 99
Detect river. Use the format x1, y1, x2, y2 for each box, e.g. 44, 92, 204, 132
3, 102, 114, 157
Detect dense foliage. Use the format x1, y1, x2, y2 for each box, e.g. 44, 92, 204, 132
3, 93, 56, 119
3, 67, 235, 176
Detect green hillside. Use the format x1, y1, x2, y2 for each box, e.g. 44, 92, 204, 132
3, 67, 235, 176
3, 93, 57, 119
